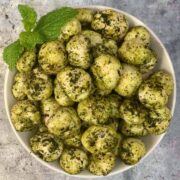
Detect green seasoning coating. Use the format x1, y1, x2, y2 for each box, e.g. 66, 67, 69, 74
66, 34, 91, 69
77, 95, 110, 125
120, 99, 148, 125
27, 67, 53, 101
91, 9, 128, 41
120, 138, 146, 165
16, 50, 36, 72
46, 107, 81, 138
12, 72, 28, 100
81, 125, 119, 154
30, 132, 63, 162
115, 63, 142, 97
60, 148, 88, 174
11, 100, 41, 131
54, 78, 74, 106
138, 79, 168, 109
88, 152, 116, 176
124, 26, 151, 46
144, 107, 172, 135
91, 54, 122, 93
38, 40, 67, 74
58, 18, 81, 41
57, 66, 93, 102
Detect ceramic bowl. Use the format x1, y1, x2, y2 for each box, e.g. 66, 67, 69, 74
4, 5, 176, 178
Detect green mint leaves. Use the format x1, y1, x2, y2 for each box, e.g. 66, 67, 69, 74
3, 40, 24, 70
3, 5, 78, 70
34, 7, 78, 41
18, 4, 37, 31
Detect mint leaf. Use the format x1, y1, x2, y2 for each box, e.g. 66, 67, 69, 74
18, 4, 37, 31
19, 31, 44, 49
34, 7, 78, 41
3, 40, 24, 70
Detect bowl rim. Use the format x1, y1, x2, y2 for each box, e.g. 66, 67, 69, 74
4, 5, 177, 178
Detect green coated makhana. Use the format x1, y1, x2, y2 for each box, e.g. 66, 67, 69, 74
120, 138, 146, 165
138, 79, 168, 109
88, 152, 116, 176
60, 148, 88, 174
30, 132, 63, 162
82, 30, 103, 47
120, 99, 148, 125
124, 26, 151, 46
47, 107, 81, 139
115, 63, 142, 97
54, 79, 74, 106
27, 67, 53, 101
58, 18, 81, 41
66, 34, 92, 69
91, 9, 128, 41
11, 100, 41, 131
81, 125, 119, 154
91, 54, 122, 93
118, 39, 153, 65
150, 71, 174, 96
38, 40, 67, 74
12, 72, 28, 100
40, 97, 60, 124
144, 107, 172, 135
16, 50, 36, 72
76, 8, 94, 24
92, 38, 118, 58
77, 95, 111, 125
57, 66, 93, 102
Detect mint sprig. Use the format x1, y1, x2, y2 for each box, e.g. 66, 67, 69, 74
3, 5, 78, 70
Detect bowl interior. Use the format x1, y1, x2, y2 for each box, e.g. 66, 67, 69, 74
4, 5, 176, 178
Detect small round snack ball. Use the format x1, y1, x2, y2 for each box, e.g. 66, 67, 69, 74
16, 50, 36, 73
30, 132, 63, 162
57, 66, 93, 102
40, 97, 60, 124
124, 26, 151, 46
107, 94, 122, 118
150, 71, 174, 96
144, 107, 171, 135
58, 19, 81, 41
115, 64, 142, 97
38, 40, 67, 74
27, 68, 53, 101
91, 9, 128, 41
82, 30, 103, 47
92, 38, 118, 58
11, 100, 41, 131
12, 72, 28, 100
63, 131, 82, 148
54, 79, 74, 106
76, 8, 94, 25
88, 152, 116, 176
66, 34, 91, 69
60, 148, 88, 174
47, 107, 81, 139
81, 126, 119, 153
91, 54, 122, 93
77, 95, 110, 125
120, 138, 146, 165
120, 122, 148, 137
118, 39, 152, 65
138, 79, 168, 109
140, 51, 157, 73
120, 99, 148, 125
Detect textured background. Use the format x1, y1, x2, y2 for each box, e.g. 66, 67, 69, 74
0, 0, 180, 180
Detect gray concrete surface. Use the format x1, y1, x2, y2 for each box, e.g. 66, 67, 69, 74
0, 0, 180, 180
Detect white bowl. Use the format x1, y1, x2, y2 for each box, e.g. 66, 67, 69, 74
4, 5, 176, 178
